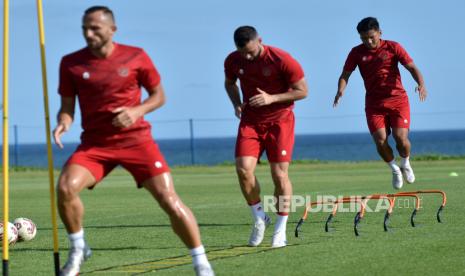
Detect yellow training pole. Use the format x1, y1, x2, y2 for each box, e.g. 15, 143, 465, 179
36, 1, 60, 275
2, 0, 9, 275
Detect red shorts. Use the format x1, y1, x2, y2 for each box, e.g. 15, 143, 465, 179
365, 102, 410, 134
235, 115, 295, 163
65, 140, 170, 188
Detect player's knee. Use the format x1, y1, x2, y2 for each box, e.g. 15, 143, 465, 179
57, 180, 78, 201
271, 170, 289, 186
374, 137, 388, 147
57, 175, 82, 200
236, 166, 254, 181
393, 135, 409, 146
159, 196, 184, 217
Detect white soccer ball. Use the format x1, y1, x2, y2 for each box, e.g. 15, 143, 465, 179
0, 222, 19, 245
13, 218, 37, 242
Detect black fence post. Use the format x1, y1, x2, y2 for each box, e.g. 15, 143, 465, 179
13, 124, 18, 167
189, 119, 195, 165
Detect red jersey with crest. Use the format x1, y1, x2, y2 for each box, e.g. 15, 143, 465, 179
343, 40, 413, 107
58, 43, 160, 146
224, 45, 304, 123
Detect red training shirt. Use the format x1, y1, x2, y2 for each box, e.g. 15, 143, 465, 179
343, 40, 413, 107
224, 45, 305, 123
58, 43, 160, 146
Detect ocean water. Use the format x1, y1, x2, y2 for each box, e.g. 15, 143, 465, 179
6, 129, 465, 168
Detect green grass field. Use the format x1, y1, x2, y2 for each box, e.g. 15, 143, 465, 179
4, 159, 465, 275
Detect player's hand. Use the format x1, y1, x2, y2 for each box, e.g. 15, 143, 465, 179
235, 106, 241, 118
415, 85, 427, 102
53, 122, 69, 149
333, 91, 343, 107
249, 88, 275, 107
234, 103, 246, 119
112, 106, 142, 128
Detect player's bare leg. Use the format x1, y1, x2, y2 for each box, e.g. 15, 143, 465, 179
57, 164, 96, 233
143, 173, 213, 275
372, 128, 394, 162
372, 128, 403, 189
57, 164, 95, 276
143, 173, 201, 247
270, 162, 292, 248
393, 128, 415, 183
392, 128, 411, 157
236, 156, 260, 202
236, 156, 270, 246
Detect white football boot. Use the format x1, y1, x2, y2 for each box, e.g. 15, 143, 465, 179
60, 244, 92, 276
248, 215, 271, 246
392, 169, 404, 190
400, 165, 415, 184
271, 228, 287, 248
194, 263, 215, 276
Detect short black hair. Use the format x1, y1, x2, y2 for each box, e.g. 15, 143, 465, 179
234, 26, 258, 48
84, 6, 115, 23
356, 17, 379, 33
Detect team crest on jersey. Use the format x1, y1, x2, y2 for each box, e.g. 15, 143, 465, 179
379, 52, 388, 60
262, 67, 272, 77
239, 68, 244, 75
82, 72, 90, 79
118, 67, 129, 77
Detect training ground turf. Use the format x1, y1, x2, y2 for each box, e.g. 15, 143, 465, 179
4, 159, 465, 275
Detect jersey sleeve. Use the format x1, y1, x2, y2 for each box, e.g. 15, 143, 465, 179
58, 57, 76, 97
281, 54, 305, 84
224, 54, 237, 81
343, 48, 358, 72
394, 42, 413, 65
137, 50, 161, 90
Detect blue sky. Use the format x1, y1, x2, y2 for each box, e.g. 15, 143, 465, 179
2, 0, 465, 143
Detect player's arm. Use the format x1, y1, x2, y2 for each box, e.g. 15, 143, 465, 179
248, 78, 308, 107
333, 70, 352, 107
53, 96, 75, 149
224, 77, 243, 119
403, 62, 427, 102
112, 83, 166, 128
